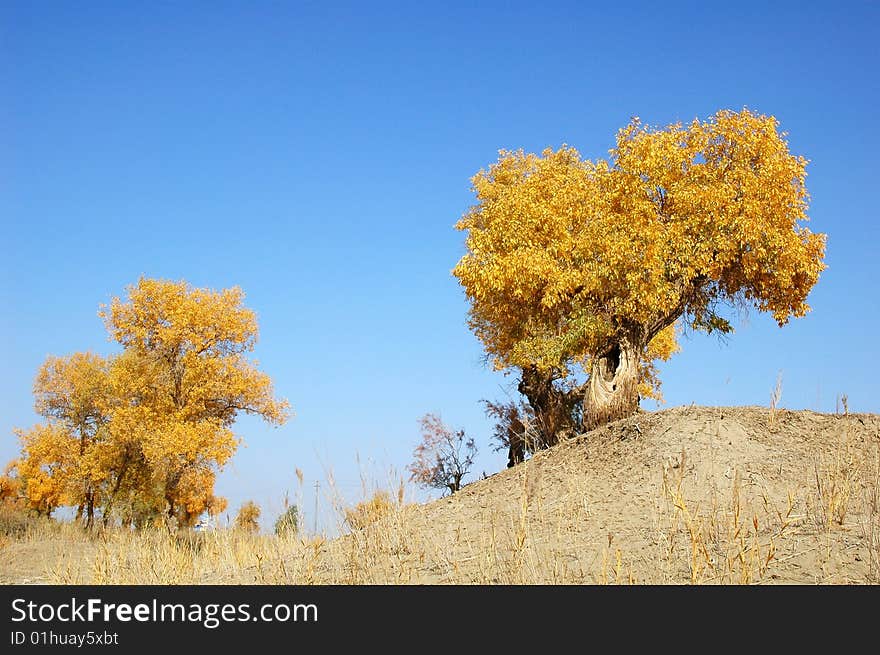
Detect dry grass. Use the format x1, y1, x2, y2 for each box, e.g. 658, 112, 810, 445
342, 488, 402, 531
807, 427, 858, 531
657, 455, 795, 584
861, 433, 880, 581
768, 372, 784, 430
1, 406, 878, 585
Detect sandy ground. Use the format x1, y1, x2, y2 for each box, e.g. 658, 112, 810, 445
345, 406, 880, 583
2, 406, 878, 584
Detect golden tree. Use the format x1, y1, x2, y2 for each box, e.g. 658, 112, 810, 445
31, 352, 112, 524
99, 278, 290, 525
454, 109, 826, 443
12, 277, 290, 527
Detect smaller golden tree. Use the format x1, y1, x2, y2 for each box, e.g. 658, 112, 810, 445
11, 277, 290, 529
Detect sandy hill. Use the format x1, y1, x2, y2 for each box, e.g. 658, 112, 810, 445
2, 405, 878, 585
335, 405, 880, 584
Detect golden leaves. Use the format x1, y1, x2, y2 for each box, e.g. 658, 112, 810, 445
14, 423, 80, 513
99, 277, 259, 356
453, 108, 826, 389
12, 277, 290, 523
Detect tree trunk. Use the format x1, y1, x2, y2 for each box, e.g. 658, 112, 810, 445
506, 430, 526, 468
85, 491, 95, 530
583, 336, 641, 431
103, 454, 131, 528
516, 366, 579, 458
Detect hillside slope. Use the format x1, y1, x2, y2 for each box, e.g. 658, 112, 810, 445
2, 406, 878, 584
332, 406, 880, 584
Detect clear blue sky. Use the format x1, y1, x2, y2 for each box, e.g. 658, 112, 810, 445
2, 1, 878, 532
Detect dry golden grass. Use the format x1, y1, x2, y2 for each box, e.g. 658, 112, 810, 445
859, 433, 880, 582
657, 455, 795, 584
1, 407, 878, 585
342, 488, 402, 531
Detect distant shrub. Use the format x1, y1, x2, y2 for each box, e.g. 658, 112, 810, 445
234, 501, 261, 533
274, 505, 299, 537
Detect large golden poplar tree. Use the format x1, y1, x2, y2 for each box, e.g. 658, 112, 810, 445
454, 109, 826, 445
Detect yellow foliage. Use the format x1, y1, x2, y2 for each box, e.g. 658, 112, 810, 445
15, 424, 80, 515
98, 278, 290, 523
13, 277, 290, 527
28, 352, 113, 519
205, 494, 228, 517
235, 500, 261, 533
34, 352, 113, 429
638, 324, 681, 402
0, 461, 23, 506
100, 277, 290, 428
453, 109, 826, 389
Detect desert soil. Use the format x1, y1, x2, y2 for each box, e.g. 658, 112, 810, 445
2, 406, 879, 584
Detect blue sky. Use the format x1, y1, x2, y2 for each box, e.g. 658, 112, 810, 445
2, 2, 878, 532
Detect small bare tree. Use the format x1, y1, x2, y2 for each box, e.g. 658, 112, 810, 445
408, 414, 477, 495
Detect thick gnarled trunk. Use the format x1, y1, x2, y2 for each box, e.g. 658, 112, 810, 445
583, 336, 641, 431
509, 335, 644, 465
